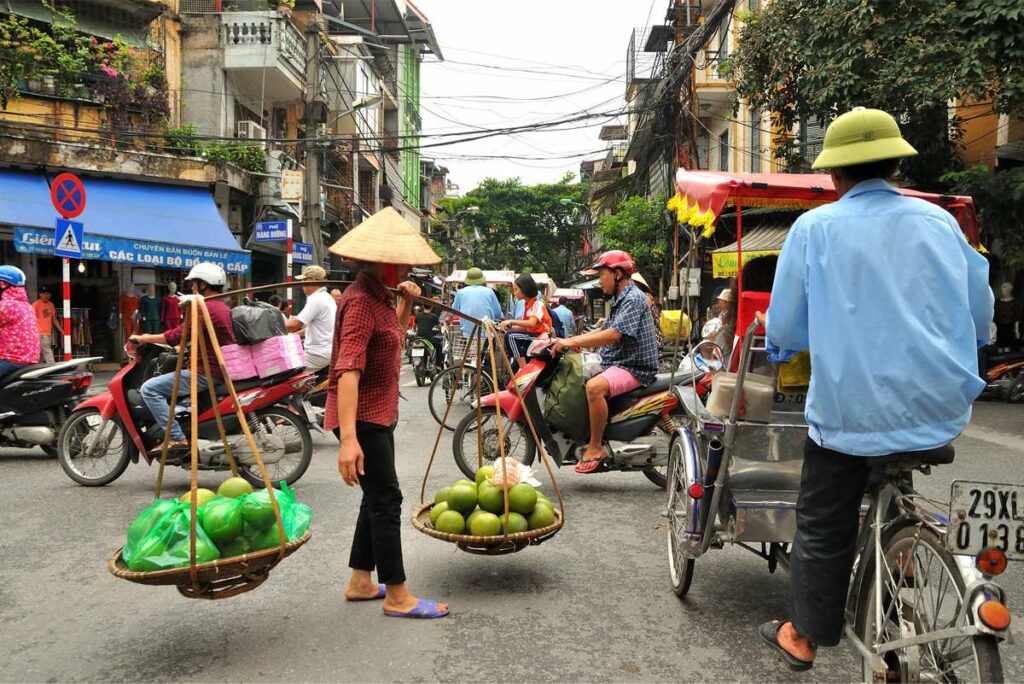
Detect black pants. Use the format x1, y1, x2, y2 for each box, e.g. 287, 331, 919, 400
334, 422, 406, 585
790, 437, 871, 647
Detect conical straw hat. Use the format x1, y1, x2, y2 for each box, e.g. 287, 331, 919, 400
328, 207, 441, 266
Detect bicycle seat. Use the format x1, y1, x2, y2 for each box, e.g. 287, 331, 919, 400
874, 444, 955, 468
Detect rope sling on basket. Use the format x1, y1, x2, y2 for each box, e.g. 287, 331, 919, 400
108, 294, 311, 599
412, 313, 565, 556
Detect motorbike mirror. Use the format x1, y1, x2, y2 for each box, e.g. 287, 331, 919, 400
691, 340, 725, 373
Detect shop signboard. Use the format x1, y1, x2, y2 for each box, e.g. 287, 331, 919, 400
254, 220, 289, 242
14, 227, 251, 274
292, 242, 314, 265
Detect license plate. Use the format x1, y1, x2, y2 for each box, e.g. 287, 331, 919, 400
411, 348, 425, 357
947, 480, 1024, 560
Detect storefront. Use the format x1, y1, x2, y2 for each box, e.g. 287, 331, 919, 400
2, 168, 250, 366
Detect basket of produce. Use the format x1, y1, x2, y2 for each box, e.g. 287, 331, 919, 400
413, 319, 565, 554
108, 298, 312, 599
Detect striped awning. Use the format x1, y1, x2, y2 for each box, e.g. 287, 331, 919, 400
712, 224, 791, 278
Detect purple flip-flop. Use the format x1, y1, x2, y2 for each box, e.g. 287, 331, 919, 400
346, 583, 386, 602
383, 598, 450, 619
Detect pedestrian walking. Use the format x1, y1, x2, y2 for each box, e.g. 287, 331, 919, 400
325, 207, 449, 619
33, 285, 56, 364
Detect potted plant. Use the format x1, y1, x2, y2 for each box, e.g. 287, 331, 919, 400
275, 0, 295, 13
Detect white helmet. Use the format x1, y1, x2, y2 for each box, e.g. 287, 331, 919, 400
185, 262, 226, 287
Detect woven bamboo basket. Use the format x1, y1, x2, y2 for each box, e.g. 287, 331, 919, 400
108, 291, 317, 599
413, 319, 566, 555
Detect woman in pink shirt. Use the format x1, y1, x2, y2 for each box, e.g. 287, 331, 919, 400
0, 266, 41, 380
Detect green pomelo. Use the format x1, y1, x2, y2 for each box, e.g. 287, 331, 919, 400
248, 521, 286, 551
500, 512, 528, 534
477, 483, 506, 514
528, 504, 556, 530
435, 510, 465, 535
446, 484, 477, 514
507, 483, 538, 515
453, 479, 477, 490
429, 501, 449, 525
466, 508, 485, 528
469, 511, 502, 536
126, 499, 176, 548
198, 496, 243, 545
241, 489, 280, 530
218, 536, 252, 558
475, 466, 495, 485
179, 488, 217, 508
217, 477, 254, 499
434, 487, 450, 504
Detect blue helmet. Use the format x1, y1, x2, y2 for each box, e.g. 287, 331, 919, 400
0, 266, 26, 287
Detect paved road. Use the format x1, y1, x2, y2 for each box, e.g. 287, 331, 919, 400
2, 366, 1023, 682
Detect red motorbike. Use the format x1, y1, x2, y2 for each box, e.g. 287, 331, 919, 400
57, 342, 316, 487
451, 337, 713, 488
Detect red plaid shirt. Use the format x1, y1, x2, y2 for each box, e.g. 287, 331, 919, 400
324, 270, 402, 430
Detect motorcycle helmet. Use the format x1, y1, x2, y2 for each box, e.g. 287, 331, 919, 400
0, 265, 26, 287
591, 250, 635, 277
185, 262, 227, 288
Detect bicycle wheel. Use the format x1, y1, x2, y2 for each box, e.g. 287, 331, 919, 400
452, 409, 536, 480
428, 365, 494, 431
665, 437, 695, 597
855, 524, 1003, 683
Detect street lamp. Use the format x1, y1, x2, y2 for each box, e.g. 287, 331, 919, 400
326, 94, 382, 130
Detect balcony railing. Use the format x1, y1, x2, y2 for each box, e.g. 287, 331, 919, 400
221, 12, 305, 87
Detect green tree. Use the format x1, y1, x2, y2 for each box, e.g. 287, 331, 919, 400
729, 0, 1024, 187
596, 194, 669, 282
944, 166, 1024, 270
438, 174, 586, 283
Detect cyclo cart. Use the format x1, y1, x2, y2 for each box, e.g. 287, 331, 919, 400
664, 170, 1014, 682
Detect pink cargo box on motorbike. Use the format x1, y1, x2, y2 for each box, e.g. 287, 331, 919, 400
251, 334, 306, 378
220, 344, 258, 380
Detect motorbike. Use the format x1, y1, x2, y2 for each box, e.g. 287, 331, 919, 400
451, 337, 711, 488
408, 328, 441, 387
980, 346, 1024, 403
56, 342, 316, 487
0, 356, 101, 456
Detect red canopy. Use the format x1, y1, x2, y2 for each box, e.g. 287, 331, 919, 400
669, 169, 980, 246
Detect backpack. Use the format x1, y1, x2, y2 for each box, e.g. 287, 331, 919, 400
543, 351, 589, 442
546, 305, 565, 338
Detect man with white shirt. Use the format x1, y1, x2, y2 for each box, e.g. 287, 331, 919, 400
287, 265, 336, 372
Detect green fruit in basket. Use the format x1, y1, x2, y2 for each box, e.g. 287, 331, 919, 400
126, 499, 177, 548
241, 488, 280, 530
434, 487, 450, 504
217, 477, 254, 499
198, 496, 243, 545
429, 501, 449, 525
446, 484, 477, 514
469, 511, 502, 536
507, 483, 537, 515
466, 508, 484, 527
435, 510, 466, 535
477, 483, 506, 514
218, 536, 252, 559
179, 488, 217, 507
475, 466, 494, 485
500, 512, 528, 534
248, 521, 286, 551
453, 479, 477, 490
528, 503, 556, 530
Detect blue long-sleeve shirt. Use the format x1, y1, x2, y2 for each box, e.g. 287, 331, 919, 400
766, 179, 993, 456
452, 285, 503, 339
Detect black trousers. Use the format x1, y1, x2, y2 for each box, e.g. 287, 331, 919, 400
334, 422, 406, 585
790, 437, 871, 647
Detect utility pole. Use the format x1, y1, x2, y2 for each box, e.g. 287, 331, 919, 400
351, 136, 361, 227
303, 17, 323, 265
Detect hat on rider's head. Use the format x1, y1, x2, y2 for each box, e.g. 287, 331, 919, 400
295, 265, 327, 281
328, 207, 441, 266
812, 107, 918, 170
464, 267, 486, 286
717, 288, 732, 302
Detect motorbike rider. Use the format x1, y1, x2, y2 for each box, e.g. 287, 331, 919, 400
286, 265, 336, 373
551, 250, 658, 473
755, 108, 994, 671
0, 266, 41, 381
133, 263, 236, 453
414, 302, 444, 366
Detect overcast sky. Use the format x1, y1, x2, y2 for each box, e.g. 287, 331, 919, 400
413, 0, 664, 194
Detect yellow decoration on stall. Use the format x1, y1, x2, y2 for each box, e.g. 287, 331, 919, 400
667, 193, 718, 235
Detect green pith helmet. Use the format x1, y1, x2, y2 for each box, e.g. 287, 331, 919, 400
812, 108, 918, 170
464, 267, 486, 286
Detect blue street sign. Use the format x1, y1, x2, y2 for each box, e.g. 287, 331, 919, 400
53, 218, 84, 258
293, 242, 314, 264
254, 220, 288, 242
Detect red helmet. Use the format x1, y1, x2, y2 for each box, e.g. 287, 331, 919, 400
591, 250, 635, 276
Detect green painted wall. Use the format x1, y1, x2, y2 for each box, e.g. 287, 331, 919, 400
399, 44, 421, 208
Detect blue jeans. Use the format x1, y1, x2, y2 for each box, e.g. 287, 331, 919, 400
140, 370, 209, 442
0, 359, 30, 382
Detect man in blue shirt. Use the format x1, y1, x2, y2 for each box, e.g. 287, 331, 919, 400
757, 109, 994, 672
553, 251, 658, 473
448, 267, 503, 339
551, 297, 577, 337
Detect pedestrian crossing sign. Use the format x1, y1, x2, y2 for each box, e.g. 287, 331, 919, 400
54, 218, 84, 259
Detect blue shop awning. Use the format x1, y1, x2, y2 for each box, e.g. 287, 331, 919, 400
8, 172, 250, 275
0, 168, 53, 230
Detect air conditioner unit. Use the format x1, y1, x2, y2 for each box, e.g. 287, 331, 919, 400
236, 120, 266, 140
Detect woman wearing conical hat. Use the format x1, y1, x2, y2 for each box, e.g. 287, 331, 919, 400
324, 207, 449, 619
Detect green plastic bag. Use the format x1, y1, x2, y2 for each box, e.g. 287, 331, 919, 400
543, 352, 590, 442
239, 484, 312, 543
279, 482, 312, 541
126, 502, 221, 572
122, 498, 178, 567
198, 495, 244, 546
